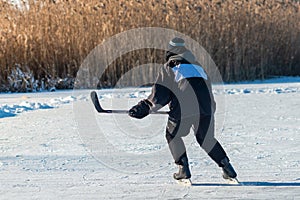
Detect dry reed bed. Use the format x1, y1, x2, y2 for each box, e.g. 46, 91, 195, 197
0, 0, 299, 90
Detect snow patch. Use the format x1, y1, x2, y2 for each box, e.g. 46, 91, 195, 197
49, 96, 76, 105
230, 76, 300, 84
0, 96, 78, 119
0, 110, 16, 118
217, 86, 300, 95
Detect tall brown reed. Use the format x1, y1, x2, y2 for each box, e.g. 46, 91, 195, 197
0, 0, 299, 90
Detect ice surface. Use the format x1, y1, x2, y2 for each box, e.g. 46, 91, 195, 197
0, 80, 299, 199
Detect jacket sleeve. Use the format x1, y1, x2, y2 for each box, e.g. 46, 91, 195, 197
147, 65, 174, 112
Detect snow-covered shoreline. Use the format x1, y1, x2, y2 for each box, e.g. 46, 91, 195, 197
1, 78, 300, 119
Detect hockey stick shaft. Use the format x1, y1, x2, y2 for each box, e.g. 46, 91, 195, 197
90, 91, 168, 114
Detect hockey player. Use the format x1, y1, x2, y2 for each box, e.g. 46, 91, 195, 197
128, 37, 237, 183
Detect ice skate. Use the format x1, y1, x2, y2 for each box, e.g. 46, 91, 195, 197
220, 157, 239, 184
173, 157, 192, 186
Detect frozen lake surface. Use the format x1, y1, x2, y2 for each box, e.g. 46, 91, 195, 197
0, 80, 299, 199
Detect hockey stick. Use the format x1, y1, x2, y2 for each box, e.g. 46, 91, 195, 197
90, 91, 168, 114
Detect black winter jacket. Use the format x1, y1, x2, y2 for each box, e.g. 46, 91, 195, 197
147, 49, 216, 120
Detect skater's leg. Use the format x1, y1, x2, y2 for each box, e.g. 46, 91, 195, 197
194, 116, 226, 164
165, 118, 191, 179
165, 118, 190, 164
194, 116, 237, 178
166, 134, 187, 164
166, 134, 191, 180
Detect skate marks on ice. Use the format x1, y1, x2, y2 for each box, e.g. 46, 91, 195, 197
190, 181, 300, 187
176, 178, 192, 186
174, 177, 239, 187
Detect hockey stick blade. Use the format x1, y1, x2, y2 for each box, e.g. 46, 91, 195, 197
91, 91, 112, 113
90, 91, 168, 114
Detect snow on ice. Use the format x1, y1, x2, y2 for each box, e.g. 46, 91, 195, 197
0, 78, 299, 199
0, 95, 78, 119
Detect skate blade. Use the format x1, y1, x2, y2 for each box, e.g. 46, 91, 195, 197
176, 178, 192, 186
225, 177, 240, 185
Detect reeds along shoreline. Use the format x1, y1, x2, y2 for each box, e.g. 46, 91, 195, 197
0, 0, 299, 91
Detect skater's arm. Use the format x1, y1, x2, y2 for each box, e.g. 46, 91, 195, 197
128, 66, 173, 119
147, 66, 173, 112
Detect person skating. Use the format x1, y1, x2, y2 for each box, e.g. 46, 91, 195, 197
128, 37, 237, 183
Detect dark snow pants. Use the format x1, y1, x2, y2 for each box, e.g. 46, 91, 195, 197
166, 115, 227, 166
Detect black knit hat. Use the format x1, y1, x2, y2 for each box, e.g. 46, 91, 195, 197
168, 37, 185, 49
166, 37, 187, 61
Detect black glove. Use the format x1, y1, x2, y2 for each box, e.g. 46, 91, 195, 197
128, 99, 152, 119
